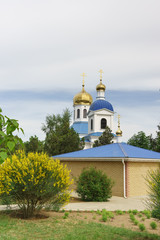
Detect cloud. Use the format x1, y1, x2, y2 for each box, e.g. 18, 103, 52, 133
0, 0, 160, 91
0, 1, 159, 142
0, 89, 159, 142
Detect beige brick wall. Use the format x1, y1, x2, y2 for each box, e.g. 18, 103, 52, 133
61, 160, 124, 197
128, 162, 160, 197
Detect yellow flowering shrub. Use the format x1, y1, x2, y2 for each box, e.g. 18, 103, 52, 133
0, 151, 73, 218
146, 169, 160, 219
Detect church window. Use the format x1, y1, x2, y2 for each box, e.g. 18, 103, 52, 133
91, 119, 93, 130
83, 109, 87, 118
77, 109, 80, 118
101, 118, 107, 129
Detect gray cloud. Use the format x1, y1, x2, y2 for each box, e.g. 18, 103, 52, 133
0, 0, 159, 142
0, 0, 160, 91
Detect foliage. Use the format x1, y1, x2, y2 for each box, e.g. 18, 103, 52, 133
93, 126, 114, 147
150, 222, 157, 230
101, 212, 108, 222
132, 209, 138, 215
127, 124, 160, 152
76, 167, 114, 201
130, 213, 135, 222
42, 108, 84, 156
24, 135, 44, 154
139, 223, 146, 232
146, 169, 160, 219
0, 151, 73, 218
134, 220, 139, 226
0, 108, 24, 163
63, 212, 69, 219
127, 131, 150, 150
155, 124, 160, 152
116, 210, 123, 215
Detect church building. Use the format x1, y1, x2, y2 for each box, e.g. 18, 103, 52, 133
71, 70, 122, 149
53, 71, 160, 198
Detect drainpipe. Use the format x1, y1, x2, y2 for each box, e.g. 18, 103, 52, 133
122, 159, 127, 198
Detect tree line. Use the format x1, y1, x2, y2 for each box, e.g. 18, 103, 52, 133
0, 107, 159, 163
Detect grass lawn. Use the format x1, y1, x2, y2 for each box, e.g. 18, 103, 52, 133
0, 210, 160, 240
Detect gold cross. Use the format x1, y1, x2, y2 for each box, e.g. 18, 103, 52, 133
99, 69, 103, 80
81, 72, 86, 86
118, 114, 121, 125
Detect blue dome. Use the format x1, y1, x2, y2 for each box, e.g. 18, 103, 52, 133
89, 99, 114, 112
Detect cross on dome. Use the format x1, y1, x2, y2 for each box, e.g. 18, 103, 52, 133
98, 69, 103, 81
81, 72, 86, 87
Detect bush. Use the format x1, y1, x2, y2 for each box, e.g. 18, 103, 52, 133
139, 223, 146, 231
101, 212, 108, 222
129, 213, 135, 222
134, 220, 139, 225
76, 167, 114, 201
0, 151, 73, 218
150, 221, 157, 230
116, 210, 123, 215
132, 209, 138, 215
146, 169, 160, 219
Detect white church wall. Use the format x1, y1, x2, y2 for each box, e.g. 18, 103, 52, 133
74, 105, 90, 122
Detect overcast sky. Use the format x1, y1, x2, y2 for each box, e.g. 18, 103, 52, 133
0, 0, 160, 142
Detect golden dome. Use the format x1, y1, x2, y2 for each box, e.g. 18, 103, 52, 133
96, 80, 106, 91
116, 115, 122, 137
73, 84, 93, 106
116, 127, 123, 137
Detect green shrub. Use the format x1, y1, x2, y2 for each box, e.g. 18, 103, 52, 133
129, 213, 135, 222
63, 212, 69, 219
101, 213, 108, 222
150, 221, 157, 230
96, 210, 102, 215
116, 210, 123, 215
76, 167, 114, 201
108, 212, 114, 219
134, 220, 139, 225
132, 209, 138, 215
139, 223, 146, 231
146, 169, 160, 219
0, 151, 72, 218
152, 209, 160, 219
142, 210, 151, 219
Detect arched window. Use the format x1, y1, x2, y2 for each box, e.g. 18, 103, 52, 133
83, 109, 87, 118
77, 109, 80, 118
101, 118, 107, 129
91, 119, 93, 130
74, 110, 75, 120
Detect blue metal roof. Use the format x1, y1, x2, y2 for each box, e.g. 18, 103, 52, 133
86, 132, 102, 137
53, 143, 160, 159
89, 99, 114, 112
71, 121, 88, 134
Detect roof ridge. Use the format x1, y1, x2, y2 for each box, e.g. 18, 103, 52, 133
118, 143, 128, 158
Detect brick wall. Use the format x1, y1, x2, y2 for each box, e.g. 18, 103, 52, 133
128, 162, 160, 197
60, 160, 124, 197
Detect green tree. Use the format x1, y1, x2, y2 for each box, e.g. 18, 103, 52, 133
127, 131, 150, 150
42, 109, 84, 156
93, 126, 114, 147
24, 135, 44, 154
155, 124, 160, 152
0, 108, 24, 163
